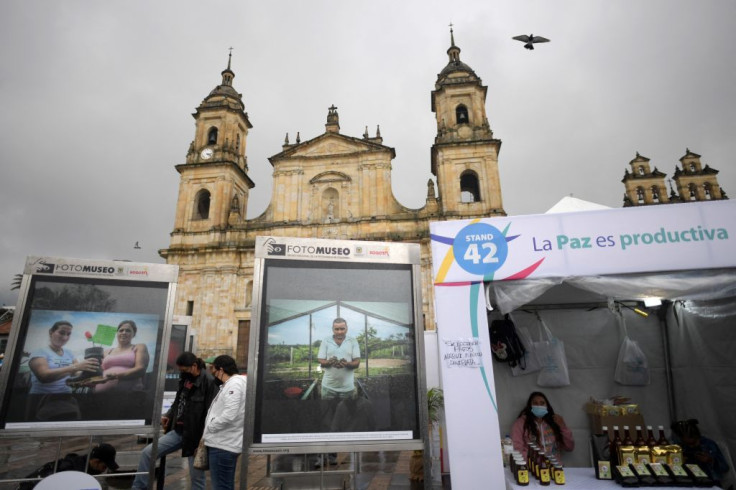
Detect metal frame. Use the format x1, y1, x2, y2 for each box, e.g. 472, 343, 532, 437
240, 237, 430, 489
0, 256, 177, 439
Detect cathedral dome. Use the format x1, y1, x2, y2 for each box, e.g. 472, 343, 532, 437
206, 82, 241, 100
435, 28, 480, 88
200, 52, 244, 110
438, 59, 478, 80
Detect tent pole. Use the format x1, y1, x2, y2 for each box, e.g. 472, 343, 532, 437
364, 314, 369, 377
659, 301, 677, 424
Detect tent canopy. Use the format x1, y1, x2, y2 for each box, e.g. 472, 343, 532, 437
429, 200, 736, 485
490, 268, 736, 314
545, 195, 611, 214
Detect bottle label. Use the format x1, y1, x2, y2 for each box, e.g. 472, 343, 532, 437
517, 469, 529, 483
648, 463, 669, 477
554, 469, 565, 484
540, 468, 551, 482
597, 461, 612, 479
685, 464, 708, 478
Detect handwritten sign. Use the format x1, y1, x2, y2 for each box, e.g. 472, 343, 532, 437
442, 338, 483, 368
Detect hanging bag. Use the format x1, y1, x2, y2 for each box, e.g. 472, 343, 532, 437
489, 313, 527, 368
193, 438, 209, 470
535, 315, 571, 387
614, 337, 650, 386
511, 322, 543, 377
613, 305, 650, 385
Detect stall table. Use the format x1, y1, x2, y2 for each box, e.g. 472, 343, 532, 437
504, 467, 723, 490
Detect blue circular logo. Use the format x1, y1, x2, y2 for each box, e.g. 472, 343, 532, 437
452, 223, 509, 276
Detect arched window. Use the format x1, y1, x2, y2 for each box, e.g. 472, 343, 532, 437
194, 189, 211, 219
704, 183, 712, 200
236, 134, 241, 152
688, 184, 697, 201
651, 186, 660, 203
689, 163, 695, 172
207, 127, 218, 145
636, 187, 645, 203
456, 104, 469, 124
322, 187, 339, 223
638, 166, 645, 175
460, 171, 480, 203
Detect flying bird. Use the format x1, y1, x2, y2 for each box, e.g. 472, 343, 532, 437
512, 34, 550, 50
134, 241, 141, 249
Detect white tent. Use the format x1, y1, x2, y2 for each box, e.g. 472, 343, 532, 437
545, 195, 611, 214
429, 199, 736, 489
488, 272, 736, 473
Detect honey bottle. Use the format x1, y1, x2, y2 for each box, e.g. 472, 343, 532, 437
611, 426, 622, 465
516, 460, 530, 486
622, 425, 634, 445
539, 457, 551, 486
646, 425, 657, 447
553, 464, 566, 485
635, 426, 647, 447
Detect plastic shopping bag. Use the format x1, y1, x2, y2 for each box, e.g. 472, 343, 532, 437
511, 325, 543, 377
614, 336, 650, 386
535, 320, 570, 387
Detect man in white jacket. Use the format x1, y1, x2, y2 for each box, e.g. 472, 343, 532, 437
202, 355, 247, 490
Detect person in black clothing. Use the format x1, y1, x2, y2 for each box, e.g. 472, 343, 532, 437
17, 443, 118, 489
671, 419, 731, 486
132, 352, 217, 490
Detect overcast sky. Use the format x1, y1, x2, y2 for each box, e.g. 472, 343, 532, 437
1, 0, 735, 307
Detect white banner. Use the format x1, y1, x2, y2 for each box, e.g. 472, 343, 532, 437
430, 200, 736, 284
434, 283, 504, 489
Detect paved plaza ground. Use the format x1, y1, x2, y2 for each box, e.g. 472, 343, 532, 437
0, 435, 449, 489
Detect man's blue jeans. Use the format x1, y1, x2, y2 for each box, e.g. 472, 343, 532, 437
207, 446, 240, 490
131, 430, 206, 490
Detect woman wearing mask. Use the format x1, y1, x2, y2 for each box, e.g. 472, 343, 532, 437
95, 320, 149, 393
132, 353, 216, 490
511, 391, 575, 462
202, 355, 247, 490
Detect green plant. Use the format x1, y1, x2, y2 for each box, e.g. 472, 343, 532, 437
411, 387, 445, 481
426, 387, 444, 425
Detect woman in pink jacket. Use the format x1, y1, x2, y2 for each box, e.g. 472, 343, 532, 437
511, 391, 575, 462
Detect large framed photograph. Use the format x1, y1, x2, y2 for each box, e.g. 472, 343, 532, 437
0, 257, 177, 432
248, 237, 426, 452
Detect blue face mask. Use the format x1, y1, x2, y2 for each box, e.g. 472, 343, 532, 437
531, 406, 548, 418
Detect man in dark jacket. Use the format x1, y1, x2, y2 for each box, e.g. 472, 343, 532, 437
18, 443, 118, 489
132, 352, 216, 490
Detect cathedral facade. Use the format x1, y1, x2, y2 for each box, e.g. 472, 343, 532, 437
159, 33, 506, 363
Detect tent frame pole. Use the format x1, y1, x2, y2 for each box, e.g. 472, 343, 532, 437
659, 301, 677, 423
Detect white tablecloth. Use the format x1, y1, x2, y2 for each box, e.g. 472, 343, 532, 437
504, 466, 722, 490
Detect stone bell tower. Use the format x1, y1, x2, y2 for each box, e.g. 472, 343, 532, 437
431, 28, 505, 218
673, 149, 727, 202
170, 52, 255, 237
622, 152, 669, 206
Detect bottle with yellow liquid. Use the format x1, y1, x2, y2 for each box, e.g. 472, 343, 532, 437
516, 460, 530, 486
553, 464, 565, 485
539, 456, 551, 486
